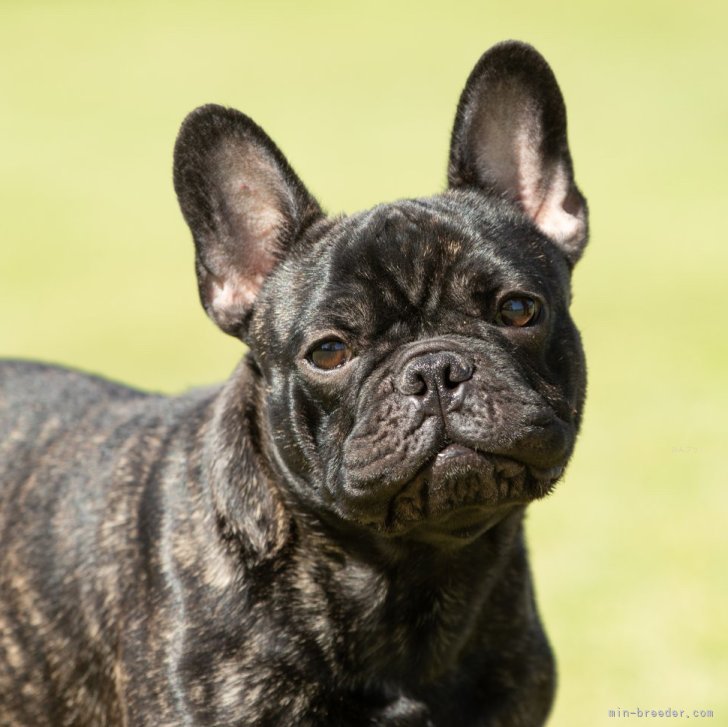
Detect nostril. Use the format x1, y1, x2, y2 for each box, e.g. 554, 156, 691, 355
399, 368, 428, 396
444, 360, 473, 389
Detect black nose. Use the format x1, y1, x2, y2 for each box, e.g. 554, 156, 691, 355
397, 351, 473, 400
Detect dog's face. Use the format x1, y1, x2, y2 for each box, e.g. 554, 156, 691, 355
174, 41, 588, 547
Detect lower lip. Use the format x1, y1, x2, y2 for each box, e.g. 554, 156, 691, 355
431, 444, 491, 475
435, 443, 476, 461
433, 444, 564, 483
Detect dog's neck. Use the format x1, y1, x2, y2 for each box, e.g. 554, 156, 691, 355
300, 508, 533, 684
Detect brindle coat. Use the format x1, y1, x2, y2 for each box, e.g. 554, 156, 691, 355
0, 41, 588, 726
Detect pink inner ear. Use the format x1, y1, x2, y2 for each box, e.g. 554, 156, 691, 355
472, 90, 585, 250
210, 273, 263, 325
473, 90, 531, 203
231, 177, 283, 243
530, 164, 586, 247
205, 144, 288, 323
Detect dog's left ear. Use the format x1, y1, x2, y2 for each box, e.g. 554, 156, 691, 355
174, 105, 323, 339
448, 41, 588, 263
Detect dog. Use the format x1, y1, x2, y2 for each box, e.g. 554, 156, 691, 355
0, 40, 588, 726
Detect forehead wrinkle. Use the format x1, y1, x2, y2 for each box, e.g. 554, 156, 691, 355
333, 206, 481, 330
382, 218, 456, 307
287, 226, 385, 337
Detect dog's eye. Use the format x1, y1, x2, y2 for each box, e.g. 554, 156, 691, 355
496, 296, 540, 327
308, 339, 353, 370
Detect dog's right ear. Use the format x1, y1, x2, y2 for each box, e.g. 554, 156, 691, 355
174, 105, 323, 339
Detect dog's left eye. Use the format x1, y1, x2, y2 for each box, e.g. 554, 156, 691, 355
308, 339, 353, 370
496, 296, 541, 327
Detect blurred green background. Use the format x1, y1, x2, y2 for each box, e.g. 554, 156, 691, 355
1, 1, 726, 723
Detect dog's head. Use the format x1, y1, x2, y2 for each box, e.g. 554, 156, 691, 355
174, 41, 588, 547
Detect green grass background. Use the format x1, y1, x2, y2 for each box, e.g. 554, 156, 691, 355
1, 1, 726, 723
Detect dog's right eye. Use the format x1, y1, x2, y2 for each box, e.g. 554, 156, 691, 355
308, 339, 353, 370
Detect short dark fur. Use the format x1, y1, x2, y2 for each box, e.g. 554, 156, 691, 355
0, 41, 588, 726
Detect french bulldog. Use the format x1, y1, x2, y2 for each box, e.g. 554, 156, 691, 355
0, 40, 588, 726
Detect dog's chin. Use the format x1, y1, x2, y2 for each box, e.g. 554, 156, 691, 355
345, 445, 564, 547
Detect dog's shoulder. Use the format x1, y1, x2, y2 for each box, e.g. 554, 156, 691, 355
0, 359, 151, 411
0, 360, 220, 511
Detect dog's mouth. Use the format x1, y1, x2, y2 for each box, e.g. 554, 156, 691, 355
371, 443, 564, 543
